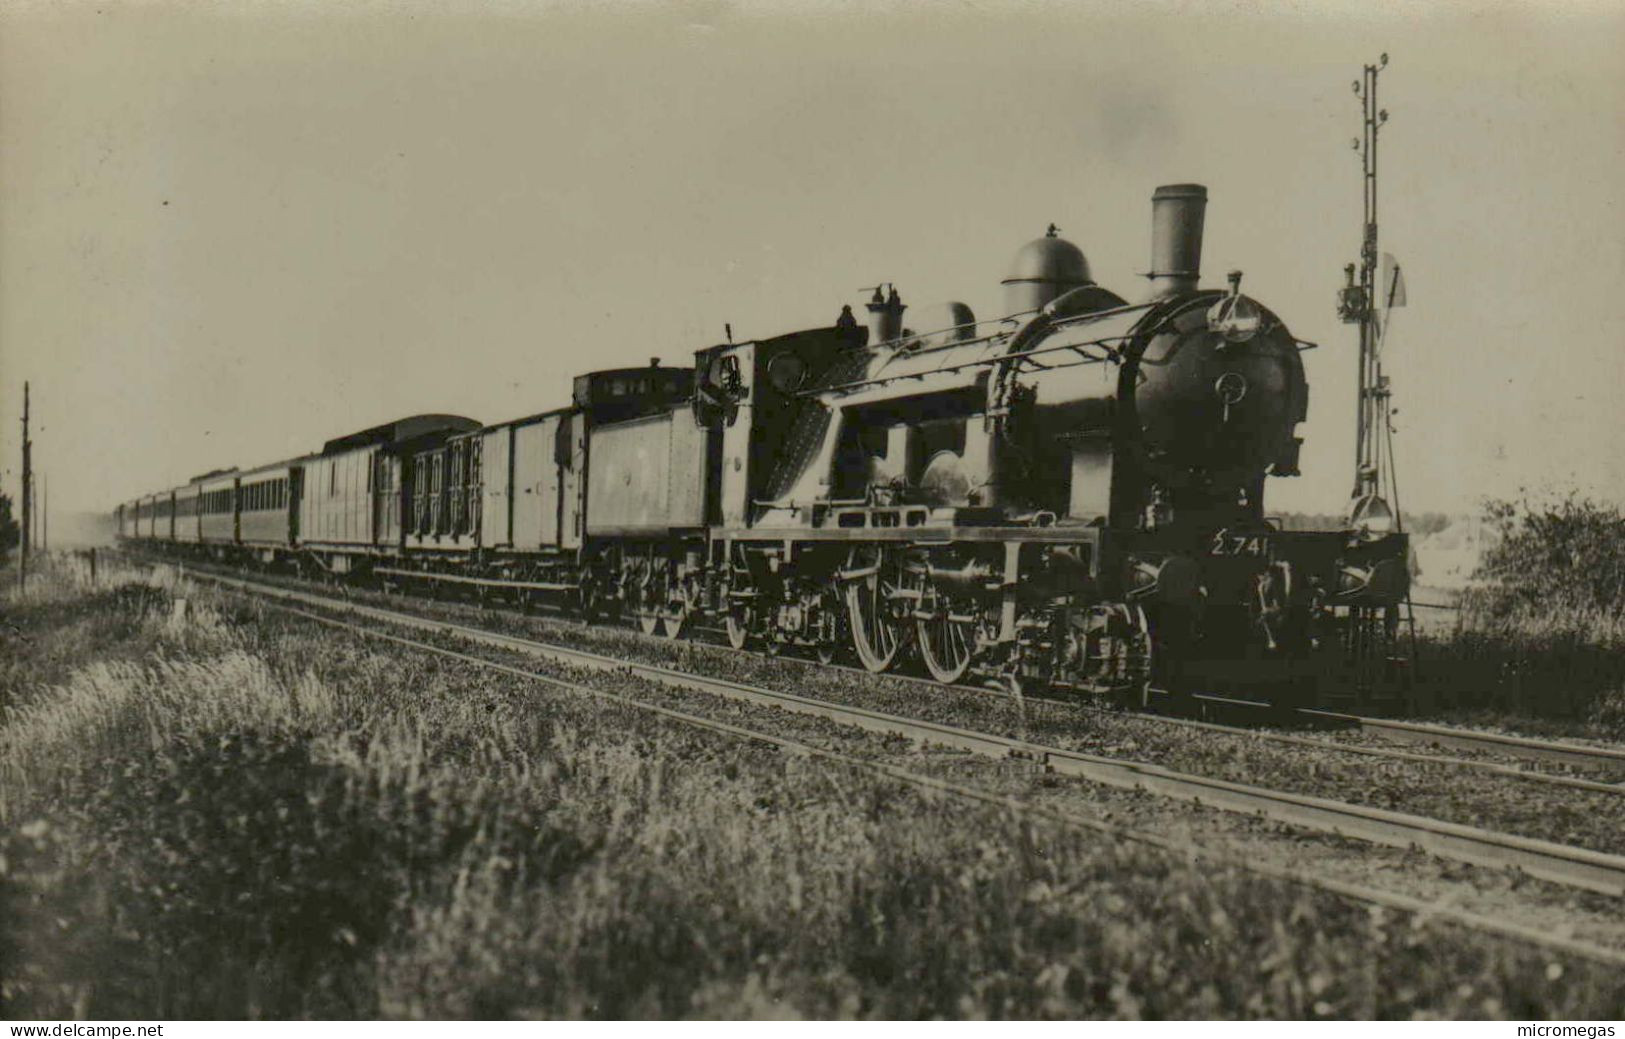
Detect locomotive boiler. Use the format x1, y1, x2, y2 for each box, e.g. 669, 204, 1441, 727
117, 183, 1412, 706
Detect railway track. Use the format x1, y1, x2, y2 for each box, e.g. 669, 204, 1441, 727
162, 565, 1625, 971
778, 644, 1625, 796
180, 566, 1625, 900
389, 567, 1625, 785
1299, 709, 1625, 772
167, 554, 1625, 791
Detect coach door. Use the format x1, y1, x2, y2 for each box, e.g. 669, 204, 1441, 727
372, 454, 401, 547
511, 416, 555, 550
288, 469, 303, 544
559, 412, 585, 549
482, 426, 513, 549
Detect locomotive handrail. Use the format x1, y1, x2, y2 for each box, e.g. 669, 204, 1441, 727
870, 312, 1029, 353
1045, 299, 1165, 330
795, 332, 1130, 400
865, 299, 1149, 364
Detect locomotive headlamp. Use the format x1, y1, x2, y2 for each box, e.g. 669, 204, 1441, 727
1207, 270, 1261, 343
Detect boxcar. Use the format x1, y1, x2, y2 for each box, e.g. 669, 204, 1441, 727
302, 446, 376, 551
476, 408, 585, 555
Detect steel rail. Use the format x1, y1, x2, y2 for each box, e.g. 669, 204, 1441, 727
1301, 709, 1625, 773
193, 585, 1625, 970
841, 663, 1625, 796
186, 568, 1625, 898
602, 614, 1625, 796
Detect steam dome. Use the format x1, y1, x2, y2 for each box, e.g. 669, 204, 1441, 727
1001, 225, 1093, 316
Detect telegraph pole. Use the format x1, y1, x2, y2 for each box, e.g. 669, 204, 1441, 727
19, 381, 31, 588
1337, 54, 1394, 522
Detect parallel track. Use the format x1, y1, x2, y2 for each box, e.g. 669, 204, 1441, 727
166, 568, 1625, 970
801, 647, 1625, 795
182, 566, 1625, 900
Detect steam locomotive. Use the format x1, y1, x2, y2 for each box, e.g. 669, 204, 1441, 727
117, 184, 1411, 706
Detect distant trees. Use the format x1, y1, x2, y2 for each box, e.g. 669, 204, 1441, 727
1271, 510, 1454, 535
1407, 512, 1454, 536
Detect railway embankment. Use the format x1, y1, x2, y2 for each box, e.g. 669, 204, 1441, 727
176, 557, 1625, 861
5, 556, 1625, 1018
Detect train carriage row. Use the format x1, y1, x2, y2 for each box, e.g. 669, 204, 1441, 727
117, 368, 707, 573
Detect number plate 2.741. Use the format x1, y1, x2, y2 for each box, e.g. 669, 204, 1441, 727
1209, 529, 1268, 557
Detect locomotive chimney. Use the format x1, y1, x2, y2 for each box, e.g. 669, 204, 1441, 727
865, 284, 906, 347
1146, 183, 1207, 300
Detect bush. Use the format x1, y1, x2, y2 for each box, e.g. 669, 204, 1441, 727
1471, 495, 1625, 625
1417, 494, 1625, 735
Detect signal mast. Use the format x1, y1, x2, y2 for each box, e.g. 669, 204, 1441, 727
1337, 53, 1404, 532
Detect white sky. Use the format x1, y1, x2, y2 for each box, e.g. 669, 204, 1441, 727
2, 0, 1622, 518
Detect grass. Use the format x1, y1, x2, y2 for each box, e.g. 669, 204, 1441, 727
1412, 496, 1625, 739
3, 558, 1623, 1019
